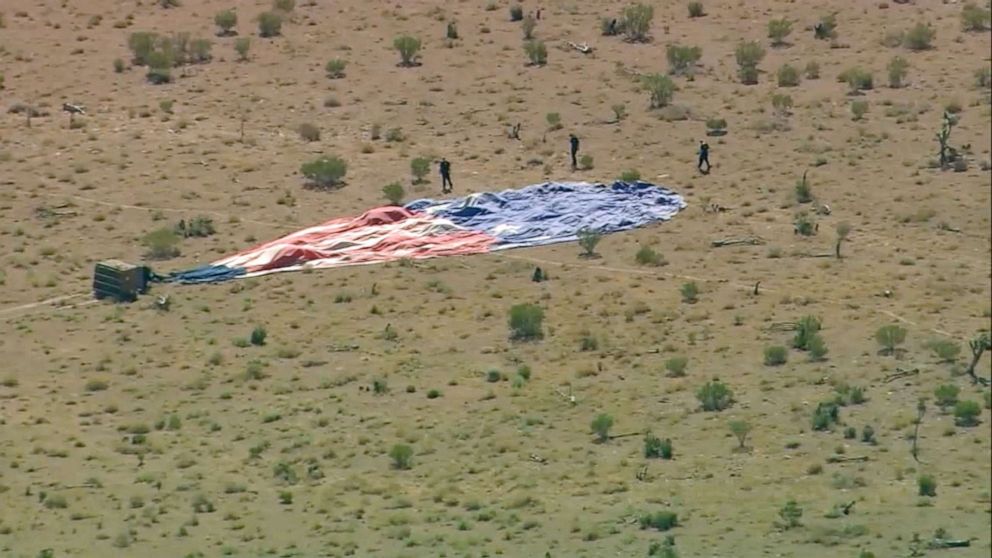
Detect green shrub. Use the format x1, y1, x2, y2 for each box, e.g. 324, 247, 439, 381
257, 11, 282, 37
250, 325, 267, 346
697, 380, 733, 411
426, 389, 441, 399
771, 94, 793, 115
793, 315, 822, 349
509, 5, 523, 21
928, 339, 960, 363
620, 169, 642, 182
814, 14, 837, 40
665, 356, 688, 377
523, 39, 547, 65
639, 511, 678, 531
888, 56, 909, 88
620, 3, 654, 42
410, 157, 430, 183
804, 61, 820, 79
577, 228, 602, 257
189, 38, 212, 63
735, 41, 765, 84
680, 281, 698, 303
175, 216, 216, 238
917, 474, 937, 497
326, 58, 346, 78
778, 500, 802, 528
382, 182, 405, 205
763, 345, 788, 366
903, 22, 935, 50
961, 3, 991, 31
508, 303, 544, 340
590, 413, 614, 442
934, 384, 960, 410
215, 10, 237, 34
807, 334, 828, 361
128, 32, 160, 65
794, 212, 816, 236
297, 123, 319, 142
641, 73, 676, 108
300, 156, 347, 188
666, 44, 702, 76
688, 2, 704, 17
446, 21, 458, 40
776, 64, 800, 87
875, 324, 907, 355
389, 444, 413, 469
851, 100, 869, 121
394, 35, 422, 66
579, 154, 594, 170
811, 401, 839, 431
273, 0, 295, 12
644, 433, 673, 459
840, 67, 874, 93
767, 18, 792, 46
234, 37, 251, 60
706, 117, 727, 131
143, 228, 180, 259
522, 14, 536, 39
546, 112, 562, 130
113, 58, 125, 73
953, 400, 981, 426
729, 420, 751, 449
635, 245, 665, 266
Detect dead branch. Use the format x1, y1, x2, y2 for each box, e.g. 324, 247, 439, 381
825, 455, 869, 463
606, 431, 643, 440
711, 236, 764, 247
883, 367, 919, 383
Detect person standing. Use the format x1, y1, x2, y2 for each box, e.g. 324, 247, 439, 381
697, 141, 710, 174
439, 157, 453, 193
569, 134, 580, 170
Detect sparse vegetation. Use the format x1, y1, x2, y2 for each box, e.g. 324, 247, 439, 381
640, 511, 678, 531
840, 67, 874, 94
214, 10, 237, 35
642, 73, 677, 107
777, 64, 800, 87
767, 18, 792, 46
888, 56, 909, 88
394, 35, 422, 66
257, 11, 283, 37
962, 3, 991, 31
250, 325, 267, 346
577, 228, 602, 257
735, 41, 765, 84
804, 61, 820, 79
688, 2, 705, 18
300, 156, 347, 188
666, 44, 702, 76
680, 281, 698, 303
953, 400, 981, 426
509, 304, 544, 340
763, 345, 788, 366
814, 14, 838, 40
234, 37, 251, 60
729, 420, 751, 450
410, 157, 431, 183
917, 474, 937, 497
778, 500, 802, 529
509, 5, 524, 22
934, 384, 960, 410
143, 228, 180, 259
297, 123, 320, 142
389, 444, 413, 469
928, 339, 961, 363
903, 23, 935, 51
620, 3, 654, 42
875, 324, 907, 356
383, 182, 405, 205
697, 380, 733, 411
590, 413, 614, 442
635, 245, 665, 266
523, 40, 547, 66
522, 15, 536, 40
851, 100, 869, 121
644, 433, 673, 459
665, 356, 688, 377
326, 59, 346, 78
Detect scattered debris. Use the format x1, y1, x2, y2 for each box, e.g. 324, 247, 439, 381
883, 367, 919, 383
711, 236, 764, 247
567, 41, 592, 54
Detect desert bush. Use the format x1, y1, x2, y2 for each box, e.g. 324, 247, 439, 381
384, 127, 404, 142
522, 14, 536, 39
903, 23, 935, 50
807, 335, 828, 361
128, 32, 160, 65
962, 3, 991, 31
934, 384, 960, 410
297, 123, 320, 142
666, 44, 702, 76
611, 103, 626, 122
767, 18, 792, 46
771, 94, 793, 115
928, 339, 961, 362
546, 112, 562, 130
620, 169, 642, 182
735, 41, 765, 84
389, 444, 413, 469
665, 356, 688, 377
394, 35, 422, 66
410, 157, 431, 183
642, 73, 676, 108
579, 154, 594, 170
804, 60, 820, 79
729, 420, 751, 450
839, 67, 874, 93
777, 64, 800, 87
273, 0, 295, 12
510, 5, 523, 21
688, 2, 704, 17
794, 212, 816, 235
113, 58, 126, 73
215, 10, 237, 35
639, 511, 678, 531
851, 100, 869, 120
917, 475, 937, 497
523, 39, 547, 65
300, 157, 347, 188
621, 3, 654, 42
446, 21, 458, 40
189, 38, 211, 63
635, 245, 665, 266
875, 324, 907, 355
697, 380, 733, 411
383, 182, 405, 205
249, 325, 267, 346
258, 11, 282, 37
795, 175, 813, 204
953, 400, 981, 426
887, 56, 909, 88
706, 117, 727, 132
764, 345, 788, 366
644, 433, 673, 459
793, 316, 821, 349
326, 59, 346, 78
680, 281, 698, 303
509, 303, 544, 340
814, 14, 837, 40
591, 413, 614, 442
143, 228, 180, 259
778, 501, 802, 528
811, 401, 839, 431
175, 216, 215, 238
577, 228, 602, 257
234, 37, 251, 60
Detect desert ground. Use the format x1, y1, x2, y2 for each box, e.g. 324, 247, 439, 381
0, 0, 990, 557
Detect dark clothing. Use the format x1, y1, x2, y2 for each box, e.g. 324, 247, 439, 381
697, 143, 710, 173
569, 136, 579, 169
439, 160, 452, 193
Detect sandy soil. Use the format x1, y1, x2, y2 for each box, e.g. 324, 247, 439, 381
1, 1, 990, 557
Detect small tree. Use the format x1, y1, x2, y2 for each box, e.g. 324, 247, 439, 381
795, 171, 813, 203
903, 22, 935, 51
522, 14, 536, 39
410, 157, 430, 183
735, 41, 765, 85
642, 73, 676, 108
590, 413, 614, 442
620, 3, 654, 42
767, 18, 792, 46
257, 11, 282, 37
577, 228, 602, 257
777, 64, 800, 87
688, 2, 705, 18
326, 59, 346, 78
394, 35, 422, 66
835, 222, 851, 258
961, 3, 991, 31
382, 182, 405, 205
697, 380, 733, 412
523, 40, 547, 65
666, 44, 702, 76
300, 156, 347, 188
729, 420, 751, 450
936, 111, 957, 169
888, 56, 909, 88
509, 303, 544, 340
389, 444, 413, 469
875, 324, 907, 356
778, 500, 802, 529
234, 37, 251, 61
215, 10, 237, 36
965, 333, 990, 384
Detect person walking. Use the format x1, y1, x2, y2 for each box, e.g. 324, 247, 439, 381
439, 157, 453, 193
697, 141, 710, 174
569, 134, 580, 170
